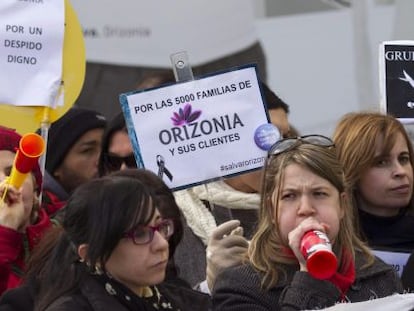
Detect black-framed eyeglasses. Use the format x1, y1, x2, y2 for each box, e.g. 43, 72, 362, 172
124, 219, 174, 245
268, 135, 334, 157
105, 153, 137, 170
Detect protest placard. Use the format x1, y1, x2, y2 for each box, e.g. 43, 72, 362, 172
120, 65, 279, 190
379, 41, 414, 123
372, 248, 411, 277
0, 0, 64, 107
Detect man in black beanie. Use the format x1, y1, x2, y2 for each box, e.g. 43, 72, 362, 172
41, 107, 106, 215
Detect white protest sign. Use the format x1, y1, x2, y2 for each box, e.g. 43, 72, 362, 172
372, 249, 411, 277
0, 0, 64, 107
305, 294, 414, 311
379, 41, 414, 123
120, 66, 277, 190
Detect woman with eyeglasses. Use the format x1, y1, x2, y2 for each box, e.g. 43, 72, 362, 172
212, 136, 402, 310
27, 175, 210, 311
97, 113, 191, 289
109, 168, 189, 289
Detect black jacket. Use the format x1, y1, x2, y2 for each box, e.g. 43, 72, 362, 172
402, 251, 414, 291
0, 278, 36, 311
0, 276, 211, 311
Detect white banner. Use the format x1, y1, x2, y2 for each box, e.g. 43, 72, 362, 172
372, 249, 411, 277
305, 294, 414, 311
0, 0, 64, 107
120, 66, 278, 190
70, 0, 257, 67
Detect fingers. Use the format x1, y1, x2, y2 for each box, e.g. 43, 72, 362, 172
210, 219, 241, 240
206, 244, 247, 291
0, 185, 21, 206
5, 187, 21, 204
230, 226, 244, 236
206, 221, 249, 291
218, 234, 249, 248
291, 218, 326, 240
207, 245, 247, 267
288, 217, 327, 266
0, 186, 24, 231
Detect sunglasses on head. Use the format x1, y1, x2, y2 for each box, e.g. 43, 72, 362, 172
105, 153, 137, 170
268, 135, 334, 157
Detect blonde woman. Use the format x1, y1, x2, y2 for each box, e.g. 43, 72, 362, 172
212, 136, 402, 310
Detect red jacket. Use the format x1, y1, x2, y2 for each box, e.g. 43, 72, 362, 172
41, 190, 66, 217
0, 208, 51, 295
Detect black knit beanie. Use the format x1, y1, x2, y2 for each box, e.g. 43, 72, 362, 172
44, 107, 107, 174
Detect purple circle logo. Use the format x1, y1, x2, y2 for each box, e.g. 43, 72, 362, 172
254, 123, 281, 151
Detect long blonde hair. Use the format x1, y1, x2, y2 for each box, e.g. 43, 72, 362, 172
249, 143, 374, 290
333, 112, 414, 214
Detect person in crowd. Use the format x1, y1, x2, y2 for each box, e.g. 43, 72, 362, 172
98, 112, 137, 177
98, 80, 290, 291
173, 82, 290, 290
212, 135, 403, 310
99, 109, 197, 289
41, 107, 106, 215
333, 112, 414, 292
110, 169, 188, 288
31, 174, 210, 310
98, 71, 176, 177
0, 127, 51, 295
99, 115, 191, 286
0, 169, 201, 309
98, 72, 190, 289
332, 112, 414, 250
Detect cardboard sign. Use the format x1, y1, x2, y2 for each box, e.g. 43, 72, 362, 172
379, 41, 414, 123
120, 65, 276, 190
0, 0, 64, 107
